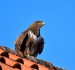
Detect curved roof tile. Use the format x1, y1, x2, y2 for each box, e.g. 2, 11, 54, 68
0, 46, 64, 70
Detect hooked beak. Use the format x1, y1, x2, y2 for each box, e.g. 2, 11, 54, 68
42, 22, 45, 25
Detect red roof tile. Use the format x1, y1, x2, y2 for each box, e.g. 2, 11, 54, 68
0, 46, 64, 70
0, 62, 20, 70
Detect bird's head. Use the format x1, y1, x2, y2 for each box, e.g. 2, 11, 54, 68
33, 21, 45, 29
29, 21, 45, 35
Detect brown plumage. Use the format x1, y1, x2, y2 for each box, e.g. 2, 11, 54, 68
14, 21, 45, 57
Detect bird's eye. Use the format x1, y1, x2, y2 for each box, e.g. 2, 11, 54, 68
37, 23, 40, 27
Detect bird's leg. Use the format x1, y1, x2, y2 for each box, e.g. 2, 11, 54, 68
27, 47, 30, 57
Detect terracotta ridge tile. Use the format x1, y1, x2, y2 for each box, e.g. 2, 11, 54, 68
22, 58, 50, 70
0, 56, 36, 70
0, 49, 50, 70
0, 62, 20, 70
0, 47, 64, 70
16, 58, 49, 70
24, 56, 54, 69
0, 49, 20, 60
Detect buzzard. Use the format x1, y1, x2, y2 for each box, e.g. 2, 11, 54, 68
14, 21, 45, 57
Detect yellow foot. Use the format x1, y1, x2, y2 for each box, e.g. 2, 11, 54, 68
27, 54, 30, 56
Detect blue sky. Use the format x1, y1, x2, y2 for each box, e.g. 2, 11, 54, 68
0, 0, 75, 70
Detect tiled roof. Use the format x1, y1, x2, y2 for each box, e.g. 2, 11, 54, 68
0, 46, 64, 70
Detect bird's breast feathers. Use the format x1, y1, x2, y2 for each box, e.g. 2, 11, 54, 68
28, 30, 37, 41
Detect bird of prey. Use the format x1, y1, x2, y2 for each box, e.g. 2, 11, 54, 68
14, 21, 45, 57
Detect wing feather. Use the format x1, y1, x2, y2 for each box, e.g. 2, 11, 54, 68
14, 30, 28, 51
38, 37, 44, 54
34, 37, 44, 55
